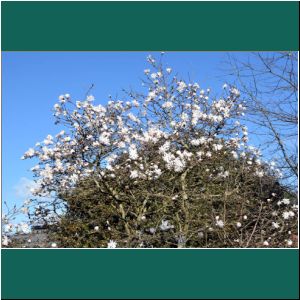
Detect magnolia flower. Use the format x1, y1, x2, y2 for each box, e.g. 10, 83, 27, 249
282, 211, 295, 220
213, 144, 223, 151
191, 139, 201, 146
173, 157, 186, 172
162, 101, 173, 109
160, 220, 174, 231
240, 152, 246, 158
180, 112, 188, 122
282, 212, 290, 219
58, 95, 66, 103
129, 145, 138, 160
147, 55, 155, 63
24, 148, 35, 158
206, 152, 212, 158
236, 222, 242, 228
2, 236, 10, 246
19, 223, 30, 234
149, 228, 156, 234
156, 72, 162, 78
272, 222, 280, 229
177, 81, 187, 93
107, 240, 117, 248
255, 170, 264, 178
219, 170, 229, 178
198, 232, 204, 239
282, 198, 290, 205
51, 243, 57, 248
231, 151, 238, 159
130, 170, 139, 179
230, 87, 240, 97
94, 226, 99, 231
148, 91, 156, 100
166, 67, 172, 74
99, 133, 110, 146
87, 95, 95, 102
4, 224, 13, 232
159, 141, 171, 154
131, 99, 139, 107
215, 217, 224, 228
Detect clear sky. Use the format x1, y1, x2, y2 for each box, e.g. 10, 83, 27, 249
1, 51, 258, 215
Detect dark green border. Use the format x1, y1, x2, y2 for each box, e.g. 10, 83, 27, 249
1, 1, 299, 51
2, 249, 299, 299
1, 1, 299, 299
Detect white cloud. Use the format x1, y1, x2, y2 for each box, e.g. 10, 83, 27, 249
14, 177, 37, 199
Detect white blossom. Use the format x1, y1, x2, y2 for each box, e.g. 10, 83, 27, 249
24, 148, 35, 158
130, 170, 139, 179
215, 217, 224, 228
282, 211, 295, 220
19, 223, 30, 234
58, 95, 66, 103
272, 222, 280, 229
177, 81, 187, 93
2, 236, 10, 246
99, 133, 110, 146
107, 240, 117, 248
129, 145, 138, 160
282, 198, 290, 205
160, 220, 174, 231
213, 144, 223, 151
162, 101, 173, 109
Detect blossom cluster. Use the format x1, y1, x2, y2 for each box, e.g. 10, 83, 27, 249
21, 56, 273, 198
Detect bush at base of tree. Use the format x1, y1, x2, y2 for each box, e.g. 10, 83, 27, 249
50, 151, 297, 248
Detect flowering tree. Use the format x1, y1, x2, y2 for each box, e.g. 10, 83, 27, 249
3, 55, 298, 248
2, 200, 31, 246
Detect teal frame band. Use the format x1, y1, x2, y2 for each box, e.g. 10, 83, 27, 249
2, 249, 299, 299
1, 1, 299, 51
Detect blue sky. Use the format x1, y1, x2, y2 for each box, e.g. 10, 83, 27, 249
2, 51, 260, 215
